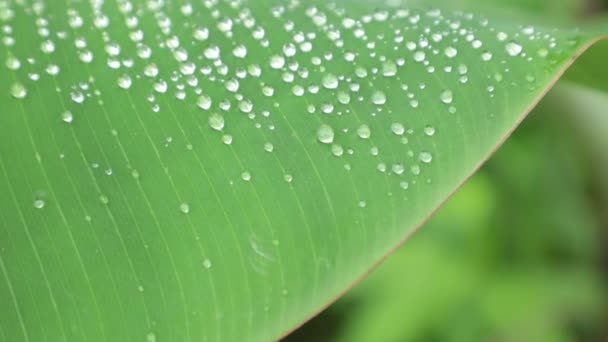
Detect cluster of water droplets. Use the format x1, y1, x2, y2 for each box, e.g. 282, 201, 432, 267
1, 0, 578, 214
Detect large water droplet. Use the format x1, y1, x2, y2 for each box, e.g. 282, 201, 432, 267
317, 124, 335, 144
506, 41, 523, 56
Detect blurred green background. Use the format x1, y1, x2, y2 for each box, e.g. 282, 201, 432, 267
285, 1, 608, 341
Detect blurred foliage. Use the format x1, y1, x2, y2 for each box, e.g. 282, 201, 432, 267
286, 0, 608, 341
286, 92, 608, 341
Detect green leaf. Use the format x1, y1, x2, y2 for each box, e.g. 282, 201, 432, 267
0, 1, 605, 341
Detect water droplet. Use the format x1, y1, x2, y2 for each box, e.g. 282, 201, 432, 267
5, 56, 20, 70
444, 46, 458, 58
10, 82, 27, 99
391, 122, 405, 136
270, 55, 285, 69
202, 258, 212, 269
33, 199, 45, 209
506, 41, 523, 56
331, 144, 344, 157
317, 124, 335, 144
356, 124, 371, 139
146, 332, 157, 342
233, 45, 247, 58
99, 195, 109, 205
371, 91, 386, 105
358, 201, 367, 208
197, 95, 212, 110
137, 285, 144, 292
419, 152, 433, 163
241, 171, 252, 182
117, 74, 132, 89
180, 203, 190, 214
264, 142, 274, 152
322, 74, 339, 89
424, 126, 435, 136
208, 113, 224, 131
382, 60, 398, 77
222, 134, 233, 145
284, 174, 293, 183
61, 111, 74, 124
440, 89, 453, 104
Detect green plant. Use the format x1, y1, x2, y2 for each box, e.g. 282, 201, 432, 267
0, 0, 606, 341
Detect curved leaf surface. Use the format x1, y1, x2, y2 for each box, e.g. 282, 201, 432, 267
0, 0, 605, 341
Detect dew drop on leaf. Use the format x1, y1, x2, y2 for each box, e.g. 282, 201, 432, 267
506, 41, 523, 56
371, 90, 387, 105
419, 152, 433, 164
33, 199, 45, 209
241, 171, 252, 182
356, 124, 371, 139
10, 82, 27, 99
391, 122, 405, 136
208, 113, 225, 131
317, 124, 335, 144
440, 89, 453, 104
61, 111, 74, 124
180, 203, 190, 214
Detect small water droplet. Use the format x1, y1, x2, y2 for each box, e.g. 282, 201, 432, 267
146, 332, 157, 342
284, 174, 293, 183
180, 203, 190, 214
99, 195, 109, 205
424, 126, 435, 136
33, 199, 45, 209
264, 142, 274, 152
241, 171, 252, 182
202, 258, 212, 269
